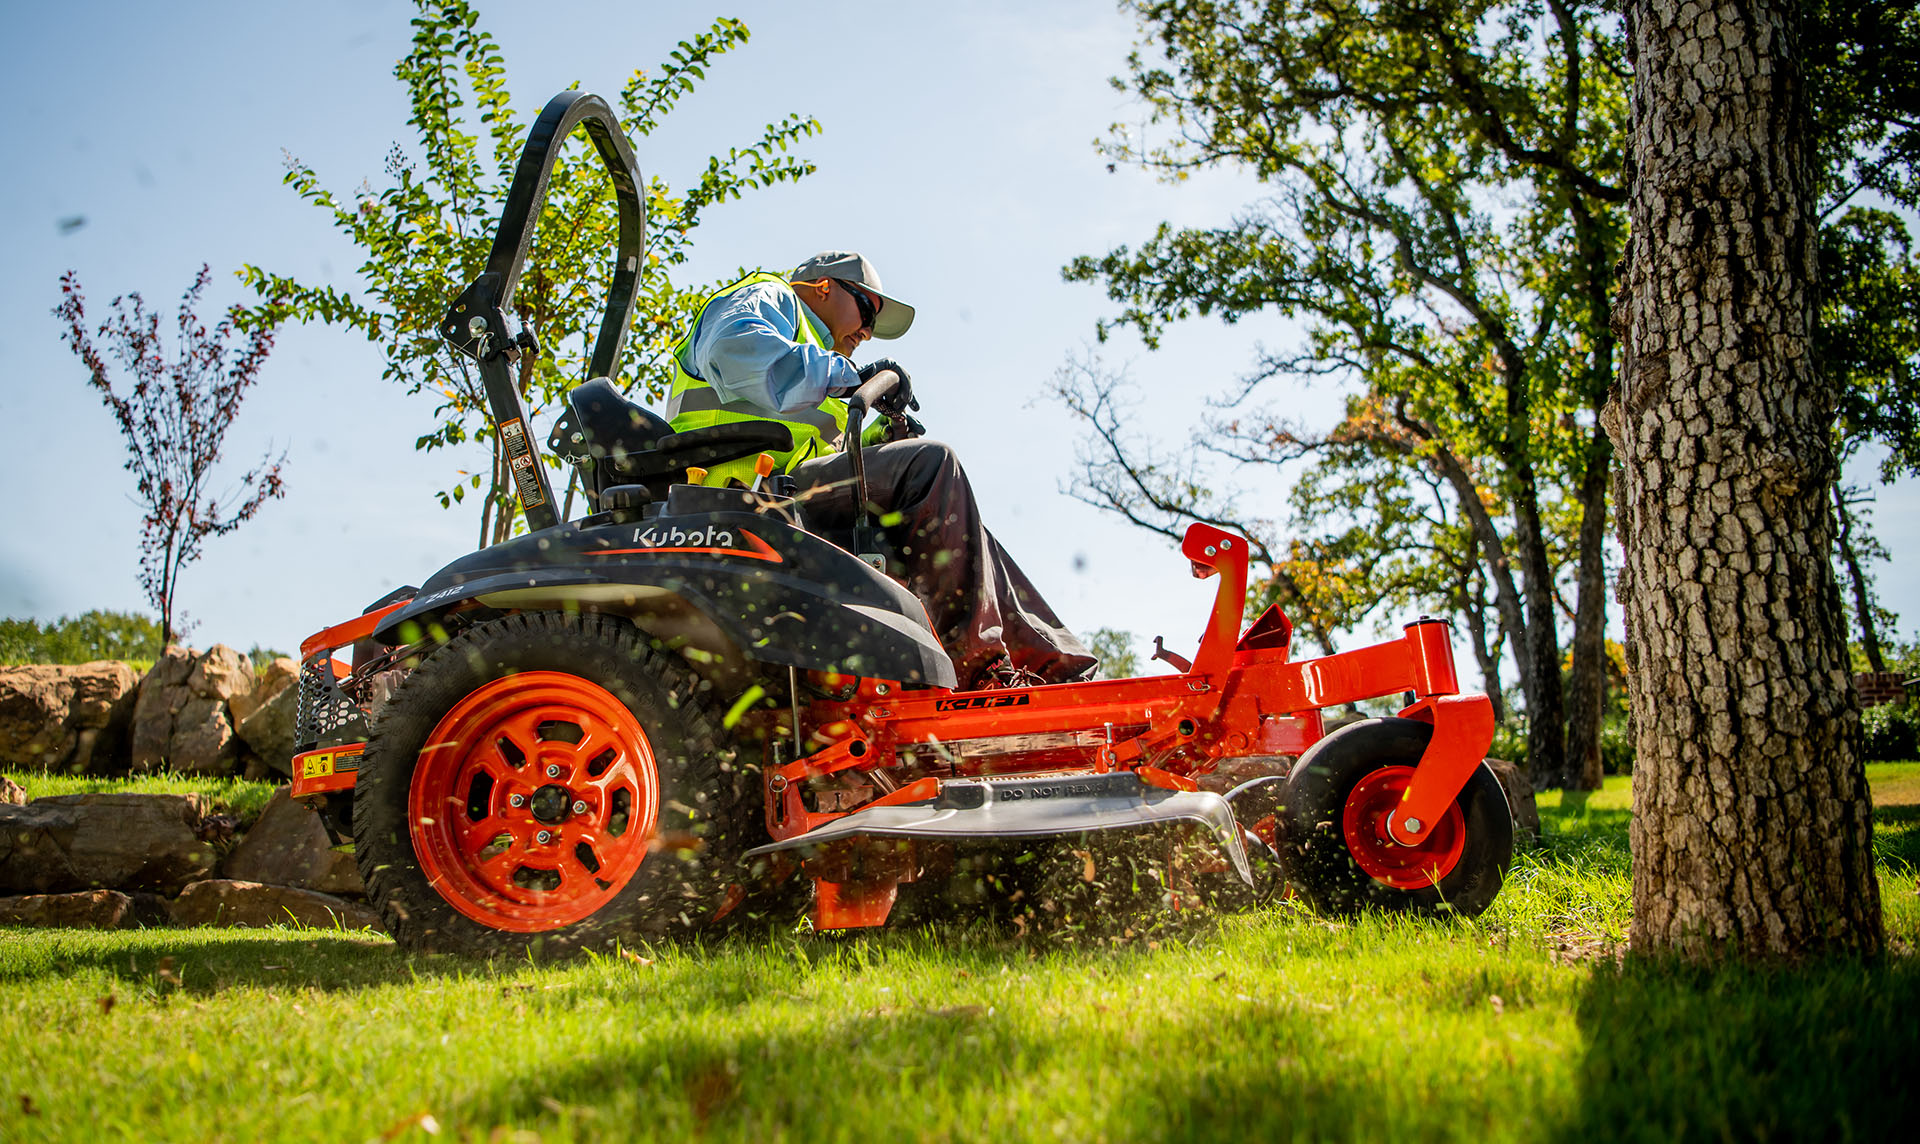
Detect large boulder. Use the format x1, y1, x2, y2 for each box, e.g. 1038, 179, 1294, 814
130, 648, 196, 771
0, 888, 134, 929
222, 787, 361, 895
131, 646, 250, 775
0, 792, 216, 894
168, 697, 234, 775
169, 879, 380, 930
236, 685, 298, 778
187, 645, 252, 705
229, 656, 297, 726
0, 662, 140, 772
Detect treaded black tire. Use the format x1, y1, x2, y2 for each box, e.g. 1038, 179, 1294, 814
1281, 717, 1512, 919
353, 612, 752, 957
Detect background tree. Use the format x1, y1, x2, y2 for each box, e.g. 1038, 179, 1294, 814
1611, 0, 1882, 957
243, 1, 818, 547
1808, 0, 1920, 672
1062, 0, 1920, 788
1061, 0, 1627, 787
1084, 627, 1142, 678
54, 266, 287, 648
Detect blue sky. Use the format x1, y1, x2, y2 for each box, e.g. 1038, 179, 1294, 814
3, 0, 1913, 678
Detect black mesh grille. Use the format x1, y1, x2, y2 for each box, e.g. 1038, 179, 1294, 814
296, 659, 368, 751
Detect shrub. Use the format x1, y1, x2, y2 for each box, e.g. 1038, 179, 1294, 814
0, 610, 163, 665
1600, 714, 1635, 775
1489, 721, 1528, 765
1860, 702, 1920, 762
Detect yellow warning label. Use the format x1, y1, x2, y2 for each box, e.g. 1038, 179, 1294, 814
302, 752, 335, 780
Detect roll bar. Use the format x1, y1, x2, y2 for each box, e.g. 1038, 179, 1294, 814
438, 90, 644, 533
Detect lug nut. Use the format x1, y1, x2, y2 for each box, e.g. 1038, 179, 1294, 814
571, 800, 588, 815
535, 830, 553, 844
509, 793, 525, 807
546, 764, 562, 778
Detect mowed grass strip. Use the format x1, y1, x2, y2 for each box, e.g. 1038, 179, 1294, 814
0, 767, 1914, 1143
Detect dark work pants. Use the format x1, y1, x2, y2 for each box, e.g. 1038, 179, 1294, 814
792, 439, 1096, 688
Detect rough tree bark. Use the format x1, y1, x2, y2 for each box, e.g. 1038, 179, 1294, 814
1610, 0, 1882, 956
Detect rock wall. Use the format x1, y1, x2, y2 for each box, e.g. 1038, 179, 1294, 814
0, 782, 375, 933
1, 646, 299, 777
0, 662, 139, 772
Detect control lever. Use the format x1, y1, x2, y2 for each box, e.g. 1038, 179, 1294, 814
749, 453, 777, 492
843, 369, 902, 571
1151, 636, 1193, 673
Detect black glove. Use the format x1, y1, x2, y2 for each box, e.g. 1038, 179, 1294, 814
857, 358, 919, 415
881, 411, 926, 442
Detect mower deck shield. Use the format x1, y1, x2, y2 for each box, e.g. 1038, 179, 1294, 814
744, 770, 1253, 885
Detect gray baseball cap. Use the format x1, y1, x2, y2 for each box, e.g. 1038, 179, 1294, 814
789, 251, 915, 339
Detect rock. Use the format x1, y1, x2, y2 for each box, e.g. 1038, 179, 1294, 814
236, 684, 298, 777
1, 774, 25, 806
169, 697, 234, 775
131, 648, 244, 775
222, 787, 362, 895
187, 645, 253, 703
0, 792, 216, 894
169, 879, 381, 931
1483, 758, 1542, 846
229, 656, 297, 726
0, 888, 134, 929
0, 662, 140, 772
130, 648, 196, 772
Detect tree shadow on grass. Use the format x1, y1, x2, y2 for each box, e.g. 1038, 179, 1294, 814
1563, 955, 1920, 1140
449, 986, 1456, 1142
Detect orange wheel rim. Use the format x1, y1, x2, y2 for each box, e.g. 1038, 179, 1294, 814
1340, 765, 1465, 890
408, 671, 659, 933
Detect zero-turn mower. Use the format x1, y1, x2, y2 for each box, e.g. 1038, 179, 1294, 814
289, 91, 1512, 956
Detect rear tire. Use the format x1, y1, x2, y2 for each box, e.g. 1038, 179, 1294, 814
353, 612, 752, 957
1282, 717, 1511, 918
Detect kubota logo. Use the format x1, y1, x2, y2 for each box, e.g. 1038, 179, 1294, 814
633, 525, 737, 547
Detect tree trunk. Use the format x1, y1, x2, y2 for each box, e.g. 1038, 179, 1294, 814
1612, 0, 1881, 957
1457, 533, 1510, 726
1558, 420, 1614, 791
1509, 474, 1570, 786
1832, 485, 1886, 673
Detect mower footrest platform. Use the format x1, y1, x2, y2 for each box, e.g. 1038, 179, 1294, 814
746, 770, 1253, 887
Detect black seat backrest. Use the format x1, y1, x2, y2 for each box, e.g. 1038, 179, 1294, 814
550, 378, 795, 503
557, 377, 673, 461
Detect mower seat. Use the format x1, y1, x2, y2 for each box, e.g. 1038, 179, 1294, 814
552, 378, 795, 503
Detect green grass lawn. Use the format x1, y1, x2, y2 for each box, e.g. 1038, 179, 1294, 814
1, 767, 1915, 1142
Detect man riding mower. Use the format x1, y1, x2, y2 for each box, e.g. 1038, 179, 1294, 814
289, 91, 1512, 957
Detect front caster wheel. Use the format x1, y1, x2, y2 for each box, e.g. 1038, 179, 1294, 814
354, 612, 749, 956
1282, 717, 1512, 918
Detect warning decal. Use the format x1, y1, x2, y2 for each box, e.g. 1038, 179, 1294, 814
499, 418, 547, 509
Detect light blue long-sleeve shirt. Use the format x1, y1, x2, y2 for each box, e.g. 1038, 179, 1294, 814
681, 280, 861, 414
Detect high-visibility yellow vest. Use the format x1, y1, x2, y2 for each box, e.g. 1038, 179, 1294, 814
665, 271, 848, 487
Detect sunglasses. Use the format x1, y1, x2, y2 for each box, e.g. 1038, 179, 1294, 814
836, 278, 880, 331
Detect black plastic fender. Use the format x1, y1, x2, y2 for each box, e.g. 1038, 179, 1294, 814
372, 508, 956, 687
